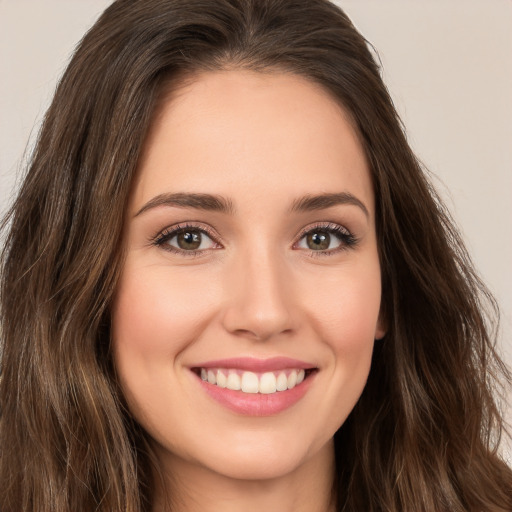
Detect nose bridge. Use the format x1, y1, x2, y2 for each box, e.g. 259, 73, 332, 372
221, 242, 295, 340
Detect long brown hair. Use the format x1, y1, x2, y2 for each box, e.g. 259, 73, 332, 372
1, 0, 510, 510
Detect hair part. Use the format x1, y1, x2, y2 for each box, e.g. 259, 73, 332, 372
1, 0, 511, 510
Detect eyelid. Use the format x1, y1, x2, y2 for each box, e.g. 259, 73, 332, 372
151, 222, 224, 255
293, 221, 358, 255
150, 220, 357, 257
294, 221, 351, 240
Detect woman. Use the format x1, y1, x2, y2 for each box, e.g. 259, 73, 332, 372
1, 0, 510, 510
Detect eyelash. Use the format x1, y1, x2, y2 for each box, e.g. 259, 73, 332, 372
294, 222, 359, 257
152, 223, 220, 257
151, 221, 358, 257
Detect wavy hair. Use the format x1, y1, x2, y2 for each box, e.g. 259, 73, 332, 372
1, 0, 510, 510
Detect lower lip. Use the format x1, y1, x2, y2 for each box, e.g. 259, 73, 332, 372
194, 372, 315, 416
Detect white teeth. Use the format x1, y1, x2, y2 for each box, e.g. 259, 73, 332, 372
241, 371, 259, 393
287, 370, 297, 389
199, 367, 310, 393
259, 372, 277, 394
276, 372, 288, 391
226, 372, 241, 391
216, 370, 227, 388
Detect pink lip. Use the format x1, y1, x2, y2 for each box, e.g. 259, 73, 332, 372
196, 376, 315, 416
191, 356, 315, 372
190, 357, 318, 416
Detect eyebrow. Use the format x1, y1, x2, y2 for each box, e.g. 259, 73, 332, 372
134, 192, 235, 217
134, 191, 369, 218
289, 192, 369, 218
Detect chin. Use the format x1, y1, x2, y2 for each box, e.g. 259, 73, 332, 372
158, 428, 335, 483
210, 447, 308, 481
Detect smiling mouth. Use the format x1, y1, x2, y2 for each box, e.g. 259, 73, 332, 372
191, 367, 317, 394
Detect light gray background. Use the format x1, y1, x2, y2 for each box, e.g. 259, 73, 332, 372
1, 0, 510, 458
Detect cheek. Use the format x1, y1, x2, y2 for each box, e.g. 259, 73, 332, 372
303, 260, 381, 405
110, 262, 222, 435
307, 261, 382, 349
110, 261, 223, 425
111, 262, 219, 358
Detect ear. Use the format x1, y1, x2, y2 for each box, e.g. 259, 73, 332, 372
374, 309, 387, 340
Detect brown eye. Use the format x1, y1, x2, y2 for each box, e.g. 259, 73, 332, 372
306, 231, 331, 250
296, 224, 354, 253
156, 226, 218, 253
176, 230, 202, 250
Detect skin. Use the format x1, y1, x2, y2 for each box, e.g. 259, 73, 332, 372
112, 70, 385, 512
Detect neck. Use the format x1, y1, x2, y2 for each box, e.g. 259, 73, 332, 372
152, 439, 336, 512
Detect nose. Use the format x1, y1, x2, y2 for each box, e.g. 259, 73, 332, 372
221, 248, 296, 341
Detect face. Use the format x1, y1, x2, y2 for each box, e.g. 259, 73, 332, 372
112, 70, 385, 482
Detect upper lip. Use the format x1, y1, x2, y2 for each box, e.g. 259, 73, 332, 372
191, 357, 316, 372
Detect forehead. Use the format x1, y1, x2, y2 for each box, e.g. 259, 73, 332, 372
131, 70, 373, 216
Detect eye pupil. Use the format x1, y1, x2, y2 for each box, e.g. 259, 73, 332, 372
177, 230, 202, 250
307, 231, 330, 250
